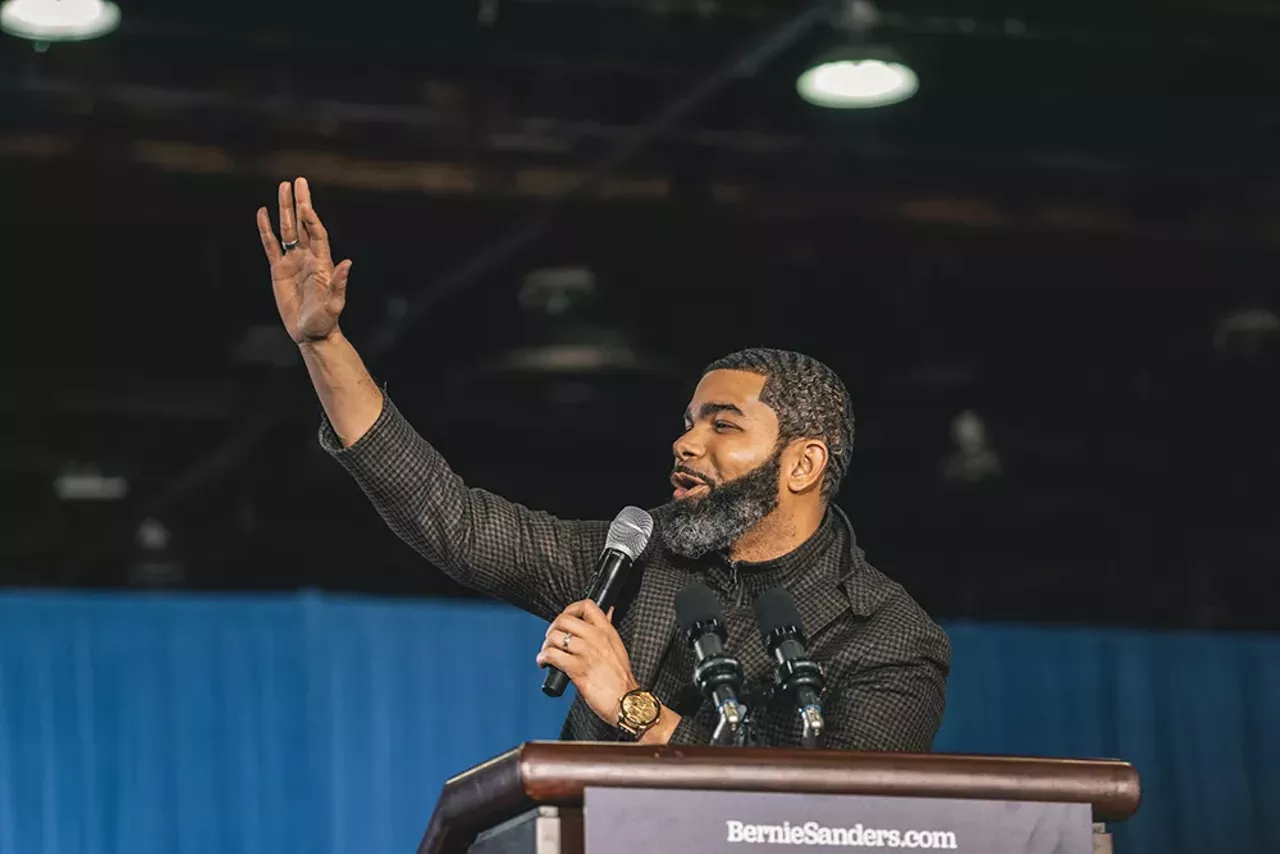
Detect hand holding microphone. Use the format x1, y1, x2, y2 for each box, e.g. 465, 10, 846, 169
754, 588, 826, 748
541, 506, 654, 698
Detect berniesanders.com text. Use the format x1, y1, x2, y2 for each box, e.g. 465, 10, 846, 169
726, 820, 959, 849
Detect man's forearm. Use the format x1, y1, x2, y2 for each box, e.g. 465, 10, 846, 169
299, 331, 384, 448
307, 333, 604, 621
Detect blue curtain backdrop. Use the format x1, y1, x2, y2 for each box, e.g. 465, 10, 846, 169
0, 591, 1274, 854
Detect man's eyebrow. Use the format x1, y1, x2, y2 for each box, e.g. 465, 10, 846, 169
683, 402, 748, 423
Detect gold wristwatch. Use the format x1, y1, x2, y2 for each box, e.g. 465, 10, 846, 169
617, 688, 662, 739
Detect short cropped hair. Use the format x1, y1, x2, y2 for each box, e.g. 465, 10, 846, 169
704, 348, 855, 498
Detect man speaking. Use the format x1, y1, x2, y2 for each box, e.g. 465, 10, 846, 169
256, 177, 950, 750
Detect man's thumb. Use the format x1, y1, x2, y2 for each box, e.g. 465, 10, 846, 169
332, 259, 353, 291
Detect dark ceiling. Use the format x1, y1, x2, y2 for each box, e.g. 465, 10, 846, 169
1, 0, 1277, 631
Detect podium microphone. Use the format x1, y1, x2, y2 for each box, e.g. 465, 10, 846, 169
754, 588, 826, 747
675, 582, 747, 745
541, 506, 654, 697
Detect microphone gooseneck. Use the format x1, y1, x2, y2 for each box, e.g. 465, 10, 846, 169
675, 582, 749, 745
541, 506, 654, 697
754, 587, 826, 748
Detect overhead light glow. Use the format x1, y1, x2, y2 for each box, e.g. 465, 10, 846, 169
797, 57, 918, 109
0, 0, 121, 42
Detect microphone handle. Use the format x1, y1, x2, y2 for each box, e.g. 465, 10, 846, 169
542, 549, 632, 698
542, 666, 571, 698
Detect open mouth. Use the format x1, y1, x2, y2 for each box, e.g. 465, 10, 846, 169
670, 470, 712, 500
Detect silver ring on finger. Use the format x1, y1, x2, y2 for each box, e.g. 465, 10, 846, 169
282, 239, 298, 252
561, 632, 572, 650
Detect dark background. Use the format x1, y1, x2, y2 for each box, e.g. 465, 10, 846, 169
3, 0, 1277, 630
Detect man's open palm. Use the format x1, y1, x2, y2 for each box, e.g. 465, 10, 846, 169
256, 177, 352, 344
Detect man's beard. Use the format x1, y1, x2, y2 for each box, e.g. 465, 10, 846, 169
654, 451, 783, 559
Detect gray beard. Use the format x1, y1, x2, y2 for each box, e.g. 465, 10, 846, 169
654, 451, 782, 559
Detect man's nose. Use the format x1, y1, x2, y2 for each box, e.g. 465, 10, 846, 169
673, 429, 703, 461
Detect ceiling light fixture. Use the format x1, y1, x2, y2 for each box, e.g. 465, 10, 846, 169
797, 46, 919, 110
0, 0, 120, 42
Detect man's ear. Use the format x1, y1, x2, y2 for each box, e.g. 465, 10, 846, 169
784, 439, 829, 495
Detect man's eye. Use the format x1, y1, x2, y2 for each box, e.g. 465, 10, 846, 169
714, 421, 736, 431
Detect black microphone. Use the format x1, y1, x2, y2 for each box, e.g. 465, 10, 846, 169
541, 506, 654, 697
754, 588, 826, 747
674, 582, 747, 745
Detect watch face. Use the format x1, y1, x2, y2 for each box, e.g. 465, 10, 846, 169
622, 691, 660, 724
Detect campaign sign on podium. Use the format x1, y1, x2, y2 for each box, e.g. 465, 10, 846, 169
584, 787, 1092, 853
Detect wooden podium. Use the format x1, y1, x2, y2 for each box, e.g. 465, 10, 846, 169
418, 742, 1141, 854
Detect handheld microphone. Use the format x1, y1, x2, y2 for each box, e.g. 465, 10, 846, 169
541, 506, 654, 697
754, 588, 826, 748
674, 582, 748, 745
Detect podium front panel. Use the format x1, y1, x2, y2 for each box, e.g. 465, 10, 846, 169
584, 787, 1092, 853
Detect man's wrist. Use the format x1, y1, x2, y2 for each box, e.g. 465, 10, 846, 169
609, 677, 640, 725
297, 328, 346, 354
638, 710, 680, 745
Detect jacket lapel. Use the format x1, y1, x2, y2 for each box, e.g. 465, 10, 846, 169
624, 558, 684, 690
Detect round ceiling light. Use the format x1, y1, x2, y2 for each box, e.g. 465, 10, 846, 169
797, 54, 919, 109
0, 0, 121, 42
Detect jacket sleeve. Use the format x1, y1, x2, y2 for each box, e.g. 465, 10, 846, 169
667, 712, 716, 746
822, 613, 951, 752
319, 394, 607, 621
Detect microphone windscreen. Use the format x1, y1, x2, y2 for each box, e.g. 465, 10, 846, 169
606, 506, 654, 560
753, 588, 805, 642
675, 582, 723, 632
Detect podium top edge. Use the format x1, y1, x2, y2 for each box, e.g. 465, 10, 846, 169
506, 741, 1140, 819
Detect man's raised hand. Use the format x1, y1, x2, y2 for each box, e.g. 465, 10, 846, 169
256, 177, 353, 345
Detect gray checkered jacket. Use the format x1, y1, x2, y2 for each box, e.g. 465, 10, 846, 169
321, 396, 950, 750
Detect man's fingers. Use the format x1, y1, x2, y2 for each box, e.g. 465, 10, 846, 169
295, 178, 330, 251
292, 178, 313, 250
256, 207, 282, 264
277, 182, 298, 246
545, 613, 593, 642
577, 599, 611, 627
299, 202, 328, 249
294, 175, 313, 208
604, 606, 628, 656
539, 635, 578, 659
536, 647, 581, 674
555, 601, 625, 655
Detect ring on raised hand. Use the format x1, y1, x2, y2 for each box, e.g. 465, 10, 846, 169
561, 632, 572, 650
282, 239, 298, 252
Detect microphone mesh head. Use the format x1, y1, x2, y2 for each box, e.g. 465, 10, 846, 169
675, 582, 723, 632
753, 588, 805, 642
606, 506, 654, 561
